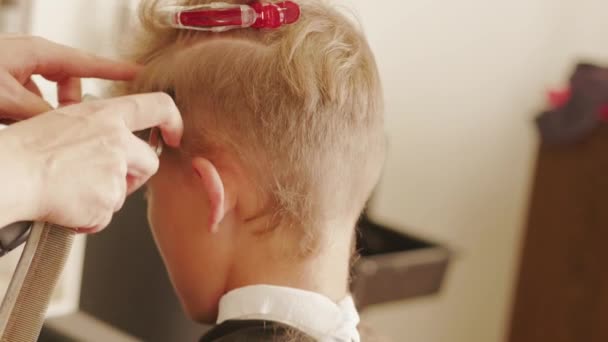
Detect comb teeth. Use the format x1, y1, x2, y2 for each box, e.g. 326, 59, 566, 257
0, 224, 74, 342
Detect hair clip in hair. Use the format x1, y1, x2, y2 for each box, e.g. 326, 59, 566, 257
159, 1, 301, 32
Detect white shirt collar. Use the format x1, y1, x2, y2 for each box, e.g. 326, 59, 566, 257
217, 285, 360, 342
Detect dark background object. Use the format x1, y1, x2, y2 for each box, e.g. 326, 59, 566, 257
537, 63, 608, 146
353, 217, 451, 308
40, 312, 138, 342
508, 124, 608, 342
79, 191, 206, 342
74, 192, 450, 341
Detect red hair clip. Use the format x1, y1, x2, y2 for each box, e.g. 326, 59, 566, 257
158, 1, 301, 32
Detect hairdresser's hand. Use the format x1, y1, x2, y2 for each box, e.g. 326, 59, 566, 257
0, 34, 140, 120
0, 93, 183, 232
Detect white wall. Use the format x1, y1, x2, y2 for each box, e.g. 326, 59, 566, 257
344, 0, 608, 341
30, 0, 129, 56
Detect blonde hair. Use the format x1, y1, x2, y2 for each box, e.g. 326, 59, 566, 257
122, 0, 385, 253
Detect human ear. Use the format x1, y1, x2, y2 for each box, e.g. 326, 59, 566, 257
191, 157, 225, 233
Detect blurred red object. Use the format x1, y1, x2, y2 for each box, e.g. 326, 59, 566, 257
548, 88, 608, 121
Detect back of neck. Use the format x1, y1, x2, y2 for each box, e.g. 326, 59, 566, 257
227, 223, 354, 302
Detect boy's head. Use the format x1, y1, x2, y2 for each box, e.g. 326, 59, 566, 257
123, 0, 384, 322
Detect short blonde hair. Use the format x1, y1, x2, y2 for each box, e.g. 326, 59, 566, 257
123, 0, 385, 251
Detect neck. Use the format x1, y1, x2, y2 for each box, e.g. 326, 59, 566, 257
227, 222, 354, 302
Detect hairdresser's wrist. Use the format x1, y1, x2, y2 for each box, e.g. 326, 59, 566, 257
0, 127, 40, 227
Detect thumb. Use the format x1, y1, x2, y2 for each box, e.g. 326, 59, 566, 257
0, 72, 52, 120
